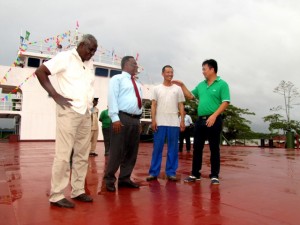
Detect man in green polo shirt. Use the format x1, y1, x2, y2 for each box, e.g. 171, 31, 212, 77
173, 59, 230, 184
99, 107, 112, 156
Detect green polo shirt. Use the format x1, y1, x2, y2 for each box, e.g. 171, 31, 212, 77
99, 109, 111, 128
191, 76, 230, 116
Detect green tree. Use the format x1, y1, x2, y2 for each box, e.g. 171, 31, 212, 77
272, 80, 300, 131
222, 105, 255, 141
263, 113, 285, 135
183, 101, 256, 141
183, 99, 198, 123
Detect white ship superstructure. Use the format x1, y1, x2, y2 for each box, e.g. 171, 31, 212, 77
0, 30, 152, 141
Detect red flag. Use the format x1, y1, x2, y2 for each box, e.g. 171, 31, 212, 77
136, 53, 139, 61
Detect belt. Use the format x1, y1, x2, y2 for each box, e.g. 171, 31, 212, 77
199, 115, 211, 120
199, 115, 221, 120
119, 111, 142, 119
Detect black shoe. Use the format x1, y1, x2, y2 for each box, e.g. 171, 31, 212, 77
50, 198, 75, 208
146, 175, 157, 181
167, 176, 178, 181
89, 152, 98, 157
118, 180, 140, 188
106, 183, 116, 192
72, 193, 93, 202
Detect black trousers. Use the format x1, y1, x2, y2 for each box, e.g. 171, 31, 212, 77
179, 127, 191, 151
104, 113, 140, 185
102, 127, 111, 155
192, 116, 222, 178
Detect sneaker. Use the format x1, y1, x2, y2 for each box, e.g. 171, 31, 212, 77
211, 177, 220, 185
167, 175, 178, 181
184, 175, 201, 183
146, 175, 157, 181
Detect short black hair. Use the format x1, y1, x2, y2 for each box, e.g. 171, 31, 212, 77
202, 59, 218, 73
121, 56, 134, 69
162, 65, 173, 73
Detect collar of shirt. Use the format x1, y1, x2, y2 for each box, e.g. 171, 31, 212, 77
205, 76, 220, 86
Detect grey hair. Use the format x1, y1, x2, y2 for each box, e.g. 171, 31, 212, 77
77, 34, 97, 47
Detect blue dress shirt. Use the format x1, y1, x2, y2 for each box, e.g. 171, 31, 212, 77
108, 71, 143, 122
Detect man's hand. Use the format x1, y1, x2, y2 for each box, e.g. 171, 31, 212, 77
206, 115, 217, 127
171, 80, 184, 87
180, 120, 185, 132
52, 93, 73, 109
151, 121, 157, 132
112, 121, 123, 134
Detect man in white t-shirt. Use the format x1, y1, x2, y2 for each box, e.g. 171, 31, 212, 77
35, 34, 97, 208
146, 65, 185, 182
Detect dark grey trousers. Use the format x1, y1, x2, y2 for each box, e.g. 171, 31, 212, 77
102, 127, 110, 155
104, 113, 140, 185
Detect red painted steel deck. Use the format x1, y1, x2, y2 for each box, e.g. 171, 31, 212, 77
0, 142, 300, 225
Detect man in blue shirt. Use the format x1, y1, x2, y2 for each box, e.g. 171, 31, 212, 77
104, 56, 142, 192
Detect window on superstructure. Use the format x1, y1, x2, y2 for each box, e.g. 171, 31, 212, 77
110, 70, 121, 77
95, 68, 109, 77
27, 57, 40, 68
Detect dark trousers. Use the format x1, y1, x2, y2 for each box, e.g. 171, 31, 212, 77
102, 127, 111, 155
104, 113, 140, 185
192, 116, 222, 178
179, 127, 191, 151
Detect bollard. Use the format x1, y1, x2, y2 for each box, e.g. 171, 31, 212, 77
260, 139, 265, 147
286, 131, 295, 149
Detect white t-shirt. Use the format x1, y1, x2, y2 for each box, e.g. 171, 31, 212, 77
152, 84, 185, 127
44, 48, 95, 114
179, 114, 193, 126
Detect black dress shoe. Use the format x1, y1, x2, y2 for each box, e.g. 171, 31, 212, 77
118, 180, 140, 188
72, 193, 93, 202
106, 183, 116, 192
50, 198, 75, 208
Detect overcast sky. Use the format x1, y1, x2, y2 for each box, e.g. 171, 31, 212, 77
1, 0, 300, 132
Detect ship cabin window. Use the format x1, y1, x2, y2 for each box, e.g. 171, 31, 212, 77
95, 68, 109, 77
110, 70, 121, 77
27, 57, 40, 68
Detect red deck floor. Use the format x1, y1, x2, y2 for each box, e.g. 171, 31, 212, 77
0, 142, 300, 225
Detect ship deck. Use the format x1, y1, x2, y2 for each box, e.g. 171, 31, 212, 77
1, 141, 300, 225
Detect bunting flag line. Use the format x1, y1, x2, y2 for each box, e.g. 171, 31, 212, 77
0, 72, 36, 102
1, 25, 145, 99
0, 68, 12, 84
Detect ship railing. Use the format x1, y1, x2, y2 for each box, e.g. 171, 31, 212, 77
22, 44, 121, 67
141, 108, 151, 119
0, 98, 22, 111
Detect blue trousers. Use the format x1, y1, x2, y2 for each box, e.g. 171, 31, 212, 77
149, 126, 180, 177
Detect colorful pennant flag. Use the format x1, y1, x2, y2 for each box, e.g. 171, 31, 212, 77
25, 31, 30, 41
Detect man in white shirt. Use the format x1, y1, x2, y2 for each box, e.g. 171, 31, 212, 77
90, 97, 99, 157
146, 65, 185, 182
179, 109, 193, 152
35, 34, 97, 208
